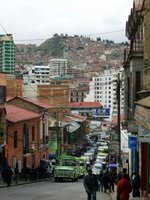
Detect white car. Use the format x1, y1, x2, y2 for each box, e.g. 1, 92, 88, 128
92, 163, 102, 175
96, 156, 105, 163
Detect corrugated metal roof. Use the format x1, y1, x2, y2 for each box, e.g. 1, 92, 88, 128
66, 115, 86, 123
68, 121, 80, 133
70, 113, 87, 121
7, 96, 55, 109
6, 105, 40, 123
69, 102, 102, 108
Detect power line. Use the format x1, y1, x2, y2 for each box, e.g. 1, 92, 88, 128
14, 29, 125, 43
0, 23, 7, 34
0, 22, 124, 106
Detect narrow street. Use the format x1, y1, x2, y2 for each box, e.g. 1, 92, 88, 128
0, 179, 112, 200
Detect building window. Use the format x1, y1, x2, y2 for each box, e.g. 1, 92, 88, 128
50, 112, 56, 118
135, 71, 141, 101
32, 126, 35, 141
0, 86, 6, 103
14, 131, 17, 148
23, 124, 29, 154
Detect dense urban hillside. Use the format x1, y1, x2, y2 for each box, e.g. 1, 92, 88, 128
16, 34, 127, 73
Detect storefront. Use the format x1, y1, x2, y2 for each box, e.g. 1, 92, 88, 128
134, 98, 150, 195
0, 108, 6, 166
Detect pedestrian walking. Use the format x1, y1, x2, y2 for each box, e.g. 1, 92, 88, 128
109, 171, 116, 192
117, 168, 128, 183
14, 163, 19, 184
5, 165, 14, 187
131, 171, 141, 198
117, 174, 132, 200
98, 170, 104, 192
102, 170, 110, 193
83, 169, 99, 200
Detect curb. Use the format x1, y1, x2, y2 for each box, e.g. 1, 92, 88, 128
0, 178, 53, 188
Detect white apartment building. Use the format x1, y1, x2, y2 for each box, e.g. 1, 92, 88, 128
49, 58, 67, 78
23, 65, 50, 85
23, 59, 68, 85
84, 68, 125, 120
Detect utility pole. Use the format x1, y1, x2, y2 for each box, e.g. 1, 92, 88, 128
56, 121, 62, 157
117, 73, 121, 170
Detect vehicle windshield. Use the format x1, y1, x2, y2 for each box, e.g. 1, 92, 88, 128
60, 159, 77, 166
80, 161, 85, 166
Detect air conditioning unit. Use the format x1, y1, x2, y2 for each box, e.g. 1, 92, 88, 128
55, 121, 62, 127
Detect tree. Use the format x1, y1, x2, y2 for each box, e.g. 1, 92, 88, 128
97, 37, 101, 41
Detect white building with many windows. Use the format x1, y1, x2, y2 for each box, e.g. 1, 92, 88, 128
23, 65, 50, 85
49, 58, 67, 78
84, 68, 124, 120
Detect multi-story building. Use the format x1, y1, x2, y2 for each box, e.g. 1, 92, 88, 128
124, 0, 150, 196
23, 65, 50, 85
0, 73, 7, 167
69, 78, 89, 102
0, 34, 15, 74
49, 59, 67, 78
84, 69, 124, 120
23, 59, 68, 85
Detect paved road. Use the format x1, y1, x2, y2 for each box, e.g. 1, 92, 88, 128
0, 179, 112, 200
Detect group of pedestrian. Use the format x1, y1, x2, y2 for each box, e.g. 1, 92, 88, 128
0, 159, 15, 187
83, 169, 116, 200
0, 158, 55, 187
83, 167, 141, 200
97, 170, 116, 193
117, 168, 141, 200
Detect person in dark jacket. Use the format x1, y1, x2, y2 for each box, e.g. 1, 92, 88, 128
83, 169, 99, 200
102, 171, 110, 193
14, 163, 19, 184
132, 171, 141, 197
5, 165, 14, 187
98, 171, 104, 192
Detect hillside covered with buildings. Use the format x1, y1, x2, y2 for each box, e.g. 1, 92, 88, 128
16, 34, 126, 75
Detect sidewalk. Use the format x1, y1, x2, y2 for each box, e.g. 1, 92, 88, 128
110, 186, 143, 200
0, 176, 52, 188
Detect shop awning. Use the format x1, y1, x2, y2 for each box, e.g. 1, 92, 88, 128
134, 104, 150, 130
135, 96, 150, 108
68, 121, 80, 133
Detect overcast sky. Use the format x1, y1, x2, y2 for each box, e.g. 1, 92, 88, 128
0, 0, 134, 45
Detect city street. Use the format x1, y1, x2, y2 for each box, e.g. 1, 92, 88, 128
0, 179, 112, 200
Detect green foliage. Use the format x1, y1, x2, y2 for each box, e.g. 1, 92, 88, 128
97, 37, 101, 41
38, 34, 65, 57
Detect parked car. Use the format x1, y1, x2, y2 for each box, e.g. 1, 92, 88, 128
54, 155, 80, 182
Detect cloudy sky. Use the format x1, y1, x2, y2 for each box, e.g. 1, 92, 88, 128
0, 0, 134, 45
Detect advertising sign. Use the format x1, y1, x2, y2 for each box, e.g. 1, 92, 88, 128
139, 125, 150, 143
48, 132, 57, 159
92, 108, 110, 117
127, 120, 138, 132
134, 105, 150, 129
128, 135, 137, 149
